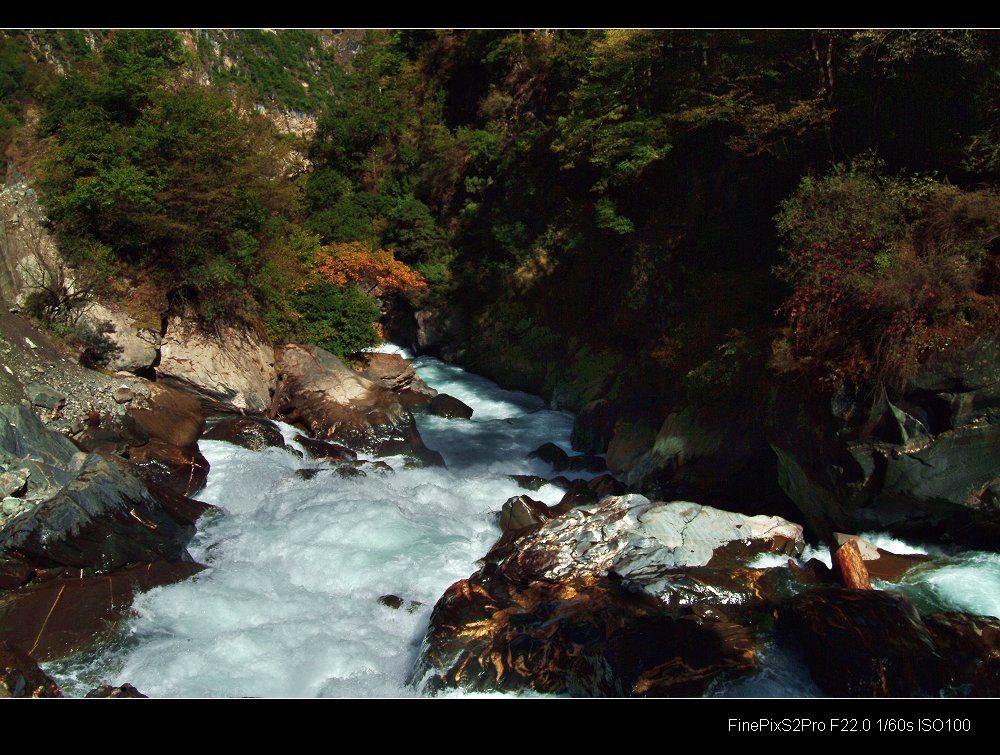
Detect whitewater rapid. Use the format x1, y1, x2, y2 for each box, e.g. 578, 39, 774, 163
44, 346, 1000, 697
48, 345, 586, 697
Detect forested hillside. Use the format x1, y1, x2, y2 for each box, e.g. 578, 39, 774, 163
5, 29, 1000, 470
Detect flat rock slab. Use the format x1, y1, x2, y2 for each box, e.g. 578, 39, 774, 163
0, 561, 204, 662
506, 495, 804, 588
26, 383, 66, 410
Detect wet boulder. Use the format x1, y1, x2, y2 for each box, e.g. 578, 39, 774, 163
271, 344, 443, 465
508, 475, 572, 493
294, 435, 357, 463
554, 474, 629, 512
428, 394, 473, 420
203, 416, 287, 452
416, 495, 807, 697
0, 561, 203, 661
0, 641, 61, 697
776, 587, 1000, 697
72, 383, 212, 498
127, 440, 209, 498
0, 404, 199, 572
528, 443, 605, 473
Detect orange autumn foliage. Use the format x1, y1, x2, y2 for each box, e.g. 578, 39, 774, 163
314, 241, 427, 297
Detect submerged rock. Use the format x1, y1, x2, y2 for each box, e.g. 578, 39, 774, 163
416, 495, 807, 697
86, 683, 147, 698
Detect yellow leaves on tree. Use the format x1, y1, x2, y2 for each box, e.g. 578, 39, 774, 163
313, 241, 427, 297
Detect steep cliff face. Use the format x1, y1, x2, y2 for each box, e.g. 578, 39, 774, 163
768, 337, 1000, 548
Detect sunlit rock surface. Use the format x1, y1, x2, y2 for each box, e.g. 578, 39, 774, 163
271, 344, 443, 465
416, 495, 807, 696
158, 314, 276, 412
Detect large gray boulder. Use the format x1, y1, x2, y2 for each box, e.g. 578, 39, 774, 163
157, 314, 276, 412
768, 343, 1000, 549
78, 301, 160, 374
0, 405, 196, 571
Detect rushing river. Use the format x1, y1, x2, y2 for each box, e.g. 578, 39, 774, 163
44, 346, 1000, 697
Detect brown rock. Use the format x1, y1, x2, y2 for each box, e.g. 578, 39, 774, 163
128, 439, 209, 497
0, 561, 204, 662
271, 344, 443, 464
553, 474, 628, 513
0, 556, 34, 589
416, 496, 808, 697
202, 416, 287, 452
832, 539, 871, 589
498, 495, 556, 532
294, 435, 357, 463
86, 683, 147, 698
353, 353, 431, 394
112, 387, 134, 404
428, 394, 474, 420
776, 587, 1000, 697
0, 641, 61, 697
378, 594, 404, 609
157, 313, 276, 412
832, 533, 931, 582
127, 383, 205, 449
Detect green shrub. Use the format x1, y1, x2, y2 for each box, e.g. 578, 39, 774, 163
288, 283, 381, 358
774, 157, 1000, 391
